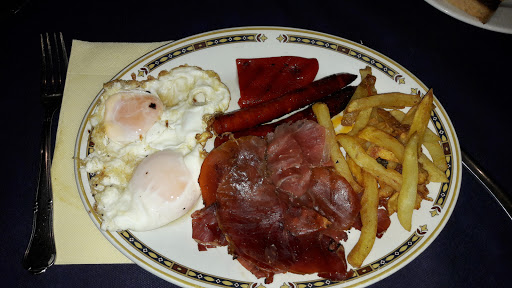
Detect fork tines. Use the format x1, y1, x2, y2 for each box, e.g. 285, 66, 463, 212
40, 32, 68, 99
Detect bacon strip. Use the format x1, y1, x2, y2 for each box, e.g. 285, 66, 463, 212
209, 73, 357, 135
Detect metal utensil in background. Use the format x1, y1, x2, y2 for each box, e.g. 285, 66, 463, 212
462, 149, 512, 220
22, 32, 68, 274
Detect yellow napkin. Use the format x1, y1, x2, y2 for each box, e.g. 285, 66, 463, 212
51, 39, 170, 264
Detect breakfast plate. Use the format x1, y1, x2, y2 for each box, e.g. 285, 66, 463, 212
425, 0, 512, 34
75, 27, 461, 288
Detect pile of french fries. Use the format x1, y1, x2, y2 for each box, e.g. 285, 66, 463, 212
312, 66, 449, 268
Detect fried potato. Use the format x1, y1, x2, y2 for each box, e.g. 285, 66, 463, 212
387, 191, 399, 215
347, 107, 373, 136
417, 183, 432, 201
357, 126, 405, 162
385, 160, 400, 171
418, 153, 449, 182
348, 171, 379, 267
359, 65, 373, 80
356, 125, 445, 184
406, 89, 434, 148
342, 67, 376, 126
418, 165, 429, 185
401, 103, 418, 125
312, 103, 362, 192
366, 144, 400, 163
388, 109, 406, 122
370, 120, 395, 135
376, 108, 410, 137
378, 181, 395, 198
337, 134, 402, 191
397, 133, 419, 231
423, 141, 448, 171
337, 74, 446, 235
346, 155, 364, 187
424, 128, 442, 143
345, 93, 421, 113
423, 130, 449, 172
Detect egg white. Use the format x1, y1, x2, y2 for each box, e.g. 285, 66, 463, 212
82, 65, 230, 231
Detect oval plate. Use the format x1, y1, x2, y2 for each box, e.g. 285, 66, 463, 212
75, 27, 461, 288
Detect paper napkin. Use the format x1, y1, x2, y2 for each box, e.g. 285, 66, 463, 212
51, 39, 170, 264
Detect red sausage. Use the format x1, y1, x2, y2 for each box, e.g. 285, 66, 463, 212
210, 73, 357, 135
213, 86, 356, 147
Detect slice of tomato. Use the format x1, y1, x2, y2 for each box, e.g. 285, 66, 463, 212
236, 56, 319, 108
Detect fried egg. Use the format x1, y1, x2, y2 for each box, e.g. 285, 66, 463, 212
104, 91, 164, 143
82, 65, 230, 231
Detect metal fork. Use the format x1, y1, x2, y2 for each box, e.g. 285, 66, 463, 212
22, 32, 68, 274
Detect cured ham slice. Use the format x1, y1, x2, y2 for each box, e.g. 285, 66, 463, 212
191, 205, 227, 251
192, 120, 360, 283
267, 121, 330, 197
298, 167, 361, 233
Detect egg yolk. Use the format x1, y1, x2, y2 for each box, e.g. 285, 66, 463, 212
104, 91, 164, 142
120, 149, 198, 231
129, 149, 191, 203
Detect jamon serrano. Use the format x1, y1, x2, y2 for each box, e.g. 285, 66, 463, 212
191, 205, 228, 251
193, 120, 361, 283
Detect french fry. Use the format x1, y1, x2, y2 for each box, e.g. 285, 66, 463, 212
418, 154, 449, 182
417, 183, 432, 201
376, 108, 409, 137
378, 181, 395, 198
312, 103, 362, 192
406, 89, 434, 147
338, 71, 447, 236
395, 93, 448, 176
415, 193, 424, 210
341, 69, 376, 126
423, 141, 449, 172
376, 115, 408, 140
401, 104, 418, 125
366, 144, 400, 163
346, 155, 364, 187
359, 66, 373, 80
395, 112, 441, 143
357, 125, 447, 183
347, 171, 379, 267
424, 128, 442, 143
418, 165, 429, 185
347, 108, 372, 136
388, 109, 406, 122
397, 133, 419, 231
387, 192, 399, 215
345, 93, 421, 113
423, 129, 449, 172
357, 126, 405, 162
370, 121, 395, 135
337, 134, 402, 191
385, 160, 400, 171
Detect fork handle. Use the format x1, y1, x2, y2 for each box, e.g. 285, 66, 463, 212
22, 107, 58, 274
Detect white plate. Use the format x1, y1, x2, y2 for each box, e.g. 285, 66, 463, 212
75, 27, 462, 288
426, 0, 512, 34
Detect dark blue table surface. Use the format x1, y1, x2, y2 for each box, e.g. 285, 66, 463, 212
4, 1, 512, 287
